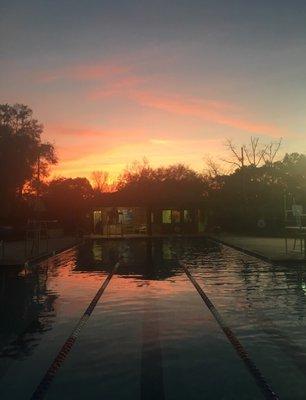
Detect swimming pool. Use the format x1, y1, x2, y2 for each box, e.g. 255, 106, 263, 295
1, 238, 306, 399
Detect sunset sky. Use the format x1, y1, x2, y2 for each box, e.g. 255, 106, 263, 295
1, 1, 306, 181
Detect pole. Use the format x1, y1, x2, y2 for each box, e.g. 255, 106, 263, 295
37, 147, 41, 200
241, 147, 247, 227
241, 146, 244, 168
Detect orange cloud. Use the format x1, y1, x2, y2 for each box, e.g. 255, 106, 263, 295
44, 124, 153, 178
49, 132, 230, 183
45, 124, 147, 140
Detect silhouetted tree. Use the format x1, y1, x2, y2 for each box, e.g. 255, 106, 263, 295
0, 104, 57, 220
91, 170, 116, 193
206, 152, 306, 233
117, 160, 207, 204
43, 177, 93, 230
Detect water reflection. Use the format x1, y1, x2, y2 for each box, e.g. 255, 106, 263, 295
0, 264, 57, 378
3, 237, 306, 361
76, 238, 221, 279
2, 238, 306, 399
2, 238, 306, 334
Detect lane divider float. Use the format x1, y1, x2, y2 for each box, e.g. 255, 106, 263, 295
31, 259, 121, 400
180, 261, 280, 400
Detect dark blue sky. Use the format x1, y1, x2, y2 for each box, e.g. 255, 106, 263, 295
2, 1, 306, 56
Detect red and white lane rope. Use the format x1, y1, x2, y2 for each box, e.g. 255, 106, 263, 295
31, 260, 121, 400
180, 261, 280, 400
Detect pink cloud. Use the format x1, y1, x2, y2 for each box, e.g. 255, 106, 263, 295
38, 60, 284, 138
85, 72, 284, 137
38, 63, 128, 83
129, 91, 283, 137
89, 76, 146, 99
45, 124, 146, 140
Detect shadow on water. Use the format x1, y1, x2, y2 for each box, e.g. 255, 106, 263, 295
0, 262, 58, 378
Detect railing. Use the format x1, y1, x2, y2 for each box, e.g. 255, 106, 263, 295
25, 228, 49, 257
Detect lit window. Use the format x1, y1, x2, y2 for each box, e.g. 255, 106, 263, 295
183, 210, 192, 223
162, 210, 171, 224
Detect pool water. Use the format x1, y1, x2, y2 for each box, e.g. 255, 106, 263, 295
1, 238, 306, 399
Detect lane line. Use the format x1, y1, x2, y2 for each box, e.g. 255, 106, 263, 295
30, 260, 121, 400
180, 261, 280, 400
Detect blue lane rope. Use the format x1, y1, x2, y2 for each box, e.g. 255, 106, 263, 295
180, 261, 280, 400
30, 260, 121, 400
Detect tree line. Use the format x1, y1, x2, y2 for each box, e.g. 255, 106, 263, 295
1, 103, 305, 234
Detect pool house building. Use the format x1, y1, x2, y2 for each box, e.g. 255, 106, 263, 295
90, 192, 206, 237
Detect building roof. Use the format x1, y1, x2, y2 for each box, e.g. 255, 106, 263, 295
92, 190, 205, 208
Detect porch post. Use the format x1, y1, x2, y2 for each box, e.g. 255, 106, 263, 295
146, 206, 152, 236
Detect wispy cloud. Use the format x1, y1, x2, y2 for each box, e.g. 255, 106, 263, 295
40, 61, 284, 138
45, 124, 145, 140
89, 76, 146, 99
84, 69, 284, 137
38, 63, 128, 83
129, 91, 284, 137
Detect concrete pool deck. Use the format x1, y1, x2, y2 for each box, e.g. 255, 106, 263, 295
0, 236, 81, 267
210, 234, 306, 263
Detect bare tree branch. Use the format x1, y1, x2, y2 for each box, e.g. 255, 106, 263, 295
223, 136, 282, 169
262, 138, 282, 165
91, 170, 111, 192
